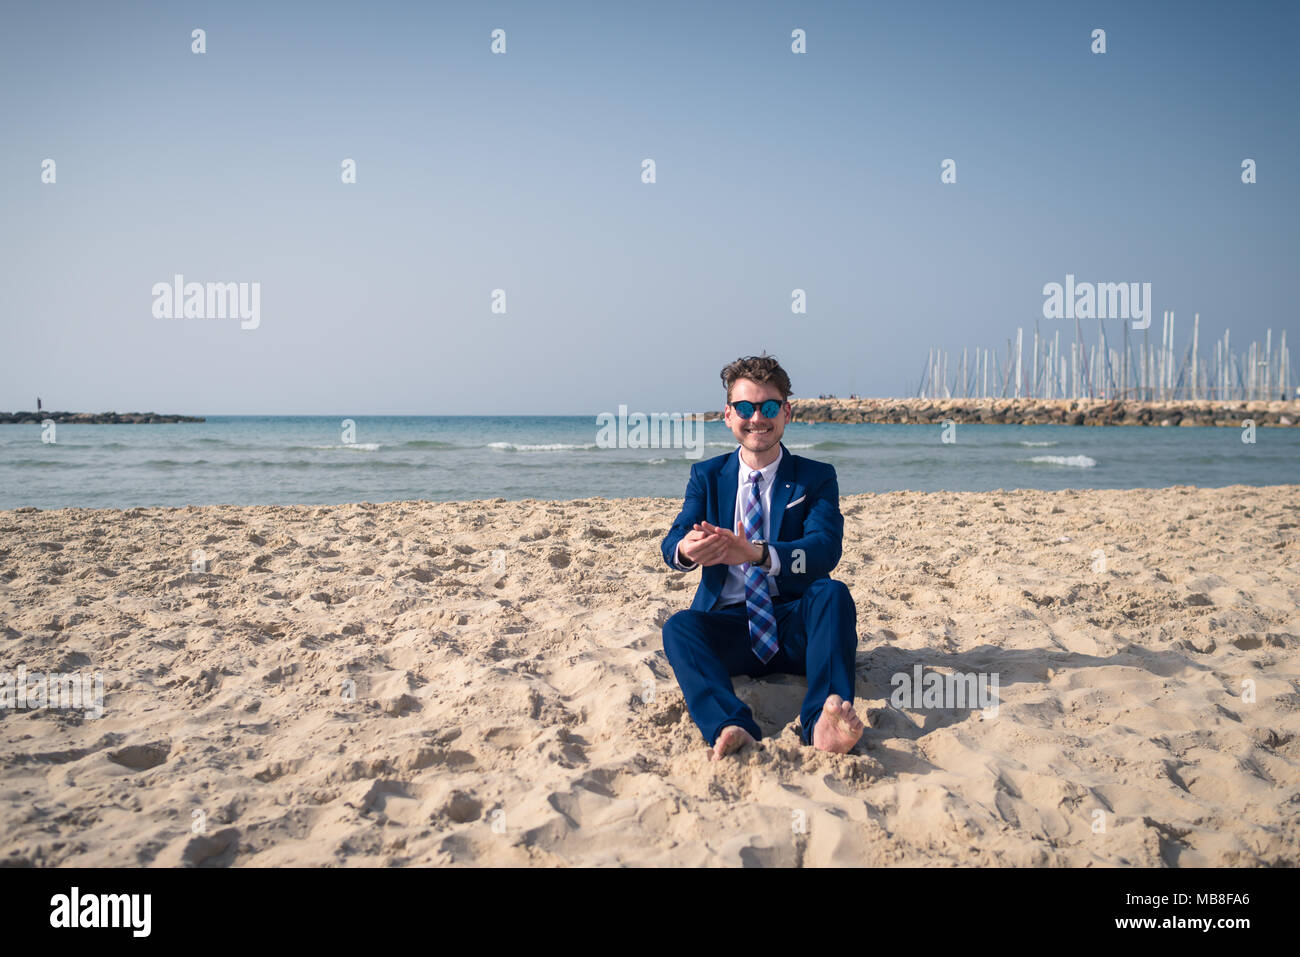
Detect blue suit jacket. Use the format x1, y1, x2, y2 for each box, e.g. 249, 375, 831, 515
660, 442, 844, 612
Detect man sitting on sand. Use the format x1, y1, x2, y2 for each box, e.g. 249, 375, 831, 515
660, 354, 865, 761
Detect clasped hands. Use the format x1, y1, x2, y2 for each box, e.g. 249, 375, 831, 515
678, 521, 765, 568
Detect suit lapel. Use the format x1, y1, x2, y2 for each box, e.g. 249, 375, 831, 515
717, 447, 740, 533
704, 450, 743, 609
768, 443, 796, 536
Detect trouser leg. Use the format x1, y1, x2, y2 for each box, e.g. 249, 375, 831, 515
769, 578, 859, 744
661, 605, 764, 746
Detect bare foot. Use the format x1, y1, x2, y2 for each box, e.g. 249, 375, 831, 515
812, 695, 864, 753
711, 725, 756, 761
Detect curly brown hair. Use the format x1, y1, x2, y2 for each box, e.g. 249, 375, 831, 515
720, 354, 793, 403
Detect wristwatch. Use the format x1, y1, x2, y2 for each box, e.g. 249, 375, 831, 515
751, 539, 769, 568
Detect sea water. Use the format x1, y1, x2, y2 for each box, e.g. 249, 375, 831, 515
1, 415, 1296, 509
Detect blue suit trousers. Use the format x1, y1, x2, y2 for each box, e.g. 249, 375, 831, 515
661, 576, 858, 747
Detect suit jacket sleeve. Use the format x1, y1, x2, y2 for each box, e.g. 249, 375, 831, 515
771, 465, 843, 580
662, 462, 706, 571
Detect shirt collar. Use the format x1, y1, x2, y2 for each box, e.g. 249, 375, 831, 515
736, 443, 782, 484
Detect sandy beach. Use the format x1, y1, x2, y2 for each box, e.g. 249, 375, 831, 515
1, 485, 1297, 867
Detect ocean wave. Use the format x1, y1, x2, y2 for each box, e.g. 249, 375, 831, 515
1022, 454, 1097, 468
311, 443, 381, 451
704, 441, 825, 450
1, 460, 91, 468
0, 441, 132, 450
488, 442, 598, 452
1019, 440, 1059, 447
92, 457, 428, 470
215, 459, 423, 470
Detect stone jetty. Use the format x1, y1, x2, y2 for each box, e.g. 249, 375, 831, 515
0, 411, 205, 424
703, 397, 1300, 427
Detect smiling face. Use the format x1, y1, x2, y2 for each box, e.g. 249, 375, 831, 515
723, 377, 791, 466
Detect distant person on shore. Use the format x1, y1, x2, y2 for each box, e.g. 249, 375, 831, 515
660, 354, 864, 760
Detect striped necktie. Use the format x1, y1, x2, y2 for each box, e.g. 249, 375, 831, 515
742, 470, 779, 663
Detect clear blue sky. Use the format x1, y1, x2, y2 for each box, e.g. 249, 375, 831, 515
2, 0, 1296, 414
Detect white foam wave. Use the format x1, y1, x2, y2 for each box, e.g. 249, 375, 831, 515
313, 443, 381, 451
1024, 454, 1096, 468
1019, 440, 1058, 447
488, 442, 598, 452
703, 441, 815, 449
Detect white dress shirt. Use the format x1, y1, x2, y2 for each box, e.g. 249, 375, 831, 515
675, 445, 783, 606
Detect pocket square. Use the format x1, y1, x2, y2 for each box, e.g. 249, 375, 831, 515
785, 495, 806, 509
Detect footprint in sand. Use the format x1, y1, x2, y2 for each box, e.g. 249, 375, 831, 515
107, 741, 170, 771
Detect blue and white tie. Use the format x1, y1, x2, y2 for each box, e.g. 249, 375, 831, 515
742, 470, 779, 663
